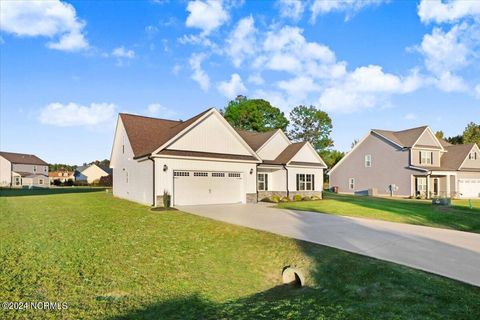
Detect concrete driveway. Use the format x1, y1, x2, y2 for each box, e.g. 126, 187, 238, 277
178, 203, 480, 287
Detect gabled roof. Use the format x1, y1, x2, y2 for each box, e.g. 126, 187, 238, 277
268, 142, 307, 165
0, 151, 48, 165
235, 129, 278, 151
442, 144, 477, 170
372, 126, 434, 148
120, 109, 212, 159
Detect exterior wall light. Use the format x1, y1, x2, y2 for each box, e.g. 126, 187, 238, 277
250, 168, 254, 174
163, 164, 168, 172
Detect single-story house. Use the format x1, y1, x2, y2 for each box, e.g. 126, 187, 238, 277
75, 164, 112, 184
110, 108, 326, 206
49, 170, 75, 183
0, 151, 49, 188
328, 125, 480, 198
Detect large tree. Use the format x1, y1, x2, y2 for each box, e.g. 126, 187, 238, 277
319, 149, 344, 169
223, 96, 289, 132
463, 122, 480, 145
288, 105, 333, 151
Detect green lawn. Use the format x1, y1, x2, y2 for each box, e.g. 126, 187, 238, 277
278, 192, 480, 233
1, 190, 479, 319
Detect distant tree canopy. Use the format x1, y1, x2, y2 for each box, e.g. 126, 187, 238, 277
435, 131, 444, 140
49, 163, 77, 172
319, 149, 344, 169
223, 96, 289, 132
91, 159, 110, 168
288, 105, 333, 152
446, 135, 463, 145
463, 122, 480, 145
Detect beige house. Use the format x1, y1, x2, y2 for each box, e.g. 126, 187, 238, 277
49, 170, 75, 183
75, 164, 112, 184
0, 151, 49, 188
329, 126, 480, 199
110, 108, 326, 206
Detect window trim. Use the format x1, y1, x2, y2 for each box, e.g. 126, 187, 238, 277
257, 173, 268, 191
416, 177, 427, 192
365, 154, 372, 167
419, 151, 433, 165
469, 151, 477, 160
348, 178, 355, 190
296, 174, 315, 191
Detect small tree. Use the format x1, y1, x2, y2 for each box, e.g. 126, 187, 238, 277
163, 190, 171, 208
435, 131, 444, 140
463, 122, 480, 145
288, 105, 333, 152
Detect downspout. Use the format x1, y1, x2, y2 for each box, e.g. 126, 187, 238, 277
148, 156, 155, 207
284, 165, 289, 198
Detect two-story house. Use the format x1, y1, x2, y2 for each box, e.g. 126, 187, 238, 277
328, 126, 480, 199
0, 151, 49, 188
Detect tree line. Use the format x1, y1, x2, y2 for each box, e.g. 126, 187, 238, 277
222, 95, 344, 168
435, 122, 480, 145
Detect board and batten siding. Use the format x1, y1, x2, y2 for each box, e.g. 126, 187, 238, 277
257, 131, 290, 160
330, 133, 417, 196
0, 156, 11, 186
287, 167, 323, 192
167, 112, 252, 156
111, 119, 153, 205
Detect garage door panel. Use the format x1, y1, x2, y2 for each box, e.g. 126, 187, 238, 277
458, 179, 480, 198
173, 171, 243, 205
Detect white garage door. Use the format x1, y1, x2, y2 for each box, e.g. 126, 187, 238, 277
458, 179, 480, 198
173, 171, 243, 205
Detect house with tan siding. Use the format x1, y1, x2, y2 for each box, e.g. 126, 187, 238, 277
110, 108, 326, 206
328, 126, 480, 199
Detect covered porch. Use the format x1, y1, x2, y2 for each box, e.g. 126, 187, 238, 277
257, 164, 287, 200
413, 171, 457, 198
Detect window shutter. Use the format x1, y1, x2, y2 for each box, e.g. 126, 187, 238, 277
312, 174, 315, 191
419, 151, 422, 164
431, 152, 433, 165
296, 174, 299, 191
265, 174, 268, 191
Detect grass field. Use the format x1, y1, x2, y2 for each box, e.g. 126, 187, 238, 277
1, 190, 480, 319
278, 192, 480, 233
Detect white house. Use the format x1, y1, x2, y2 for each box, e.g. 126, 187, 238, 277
75, 164, 112, 184
0, 151, 49, 188
110, 108, 327, 206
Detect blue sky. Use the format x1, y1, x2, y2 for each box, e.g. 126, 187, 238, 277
1, 0, 479, 164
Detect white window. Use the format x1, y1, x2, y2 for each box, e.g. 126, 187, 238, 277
469, 151, 477, 160
349, 178, 355, 190
417, 177, 427, 192
39, 179, 44, 185
14, 177, 20, 186
33, 166, 37, 172
420, 151, 432, 165
365, 154, 372, 167
297, 174, 314, 191
258, 173, 268, 191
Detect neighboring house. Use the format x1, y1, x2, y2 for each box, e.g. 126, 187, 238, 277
49, 170, 75, 183
329, 126, 480, 199
110, 108, 326, 206
0, 151, 49, 188
75, 164, 112, 184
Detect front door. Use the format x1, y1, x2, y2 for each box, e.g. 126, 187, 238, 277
433, 178, 439, 196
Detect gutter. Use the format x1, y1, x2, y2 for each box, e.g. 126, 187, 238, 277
148, 156, 155, 206
284, 165, 289, 197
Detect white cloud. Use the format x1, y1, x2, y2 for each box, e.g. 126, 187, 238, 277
318, 66, 424, 113
310, 0, 388, 22
186, 0, 229, 35
0, 0, 88, 51
112, 46, 135, 58
248, 73, 264, 85
278, 0, 304, 20
418, 0, 480, 24
217, 73, 247, 99
189, 53, 210, 91
404, 113, 417, 121
475, 84, 480, 98
39, 102, 116, 127
226, 16, 256, 67
172, 64, 182, 75
146, 103, 177, 117
435, 71, 467, 92
277, 76, 321, 101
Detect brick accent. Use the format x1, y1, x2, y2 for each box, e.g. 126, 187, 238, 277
258, 191, 287, 201
246, 193, 257, 203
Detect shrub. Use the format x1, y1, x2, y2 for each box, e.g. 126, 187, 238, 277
271, 195, 281, 203
163, 190, 171, 208
261, 197, 272, 203
293, 194, 302, 201
280, 196, 290, 202
99, 175, 112, 187
303, 196, 312, 201
53, 179, 62, 186
310, 195, 321, 201
64, 179, 74, 186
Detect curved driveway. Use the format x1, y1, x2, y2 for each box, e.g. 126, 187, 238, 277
178, 203, 480, 287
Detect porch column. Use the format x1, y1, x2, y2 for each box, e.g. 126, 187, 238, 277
426, 174, 431, 199
446, 175, 451, 198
